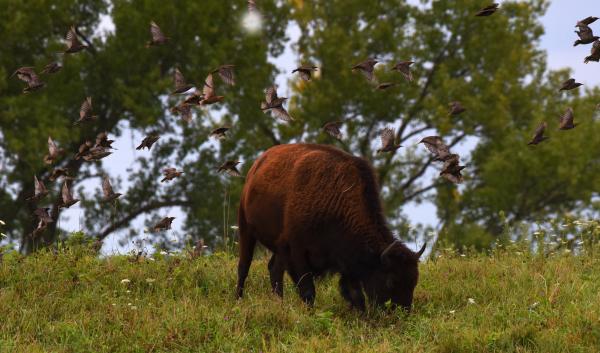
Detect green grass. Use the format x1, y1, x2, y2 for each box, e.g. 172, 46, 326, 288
1, 244, 600, 353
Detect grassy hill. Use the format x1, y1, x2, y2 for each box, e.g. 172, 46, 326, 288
1, 241, 600, 352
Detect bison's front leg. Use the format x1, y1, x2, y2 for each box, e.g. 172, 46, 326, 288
339, 275, 366, 311
268, 253, 285, 298
288, 249, 316, 306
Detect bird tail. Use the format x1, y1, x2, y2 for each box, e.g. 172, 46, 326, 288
574, 40, 581, 47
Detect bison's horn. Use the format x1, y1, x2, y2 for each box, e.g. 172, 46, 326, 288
380, 240, 399, 265
416, 242, 427, 259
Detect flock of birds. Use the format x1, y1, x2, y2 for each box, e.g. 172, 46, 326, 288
9, 2, 596, 242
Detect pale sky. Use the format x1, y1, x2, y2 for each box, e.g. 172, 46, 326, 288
60, 1, 600, 254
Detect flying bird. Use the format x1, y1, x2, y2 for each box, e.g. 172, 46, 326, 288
419, 136, 452, 162
217, 160, 242, 177
391, 61, 414, 82
146, 21, 169, 47
43, 136, 64, 165
576, 16, 599, 27
212, 65, 236, 86
375, 82, 397, 90
170, 101, 193, 123
102, 175, 122, 203
352, 58, 378, 82
64, 26, 87, 54
475, 3, 499, 17
30, 207, 53, 238
26, 175, 49, 203
11, 67, 45, 93
161, 168, 183, 182
528, 121, 549, 145
376, 127, 401, 153
74, 97, 97, 125
82, 146, 112, 161
95, 132, 115, 149
200, 73, 225, 105
49, 167, 69, 182
261, 86, 292, 122
559, 78, 583, 91
558, 107, 576, 130
59, 180, 80, 208
585, 40, 600, 63
74, 141, 93, 160
136, 134, 160, 150
248, 0, 258, 13
171, 68, 194, 95
448, 101, 466, 116
574, 25, 599, 46
41, 61, 62, 75
152, 217, 175, 232
322, 121, 343, 140
440, 154, 465, 184
292, 65, 318, 81
209, 127, 230, 139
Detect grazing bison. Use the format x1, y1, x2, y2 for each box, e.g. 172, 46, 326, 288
236, 143, 425, 310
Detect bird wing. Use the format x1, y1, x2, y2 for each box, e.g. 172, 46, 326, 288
265, 86, 277, 104
271, 107, 293, 122
380, 127, 396, 149
559, 108, 574, 127
298, 69, 311, 81
248, 0, 257, 12
61, 181, 71, 203
80, 97, 92, 119
174, 68, 188, 91
577, 25, 594, 41
34, 175, 45, 195
102, 176, 114, 197
216, 65, 235, 86
48, 136, 58, 156
65, 26, 80, 48
203, 73, 215, 98
150, 21, 166, 42
563, 78, 575, 87
533, 121, 547, 139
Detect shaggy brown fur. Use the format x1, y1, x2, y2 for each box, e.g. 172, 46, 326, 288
236, 143, 424, 310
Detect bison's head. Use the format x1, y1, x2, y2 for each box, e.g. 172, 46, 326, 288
363, 241, 425, 311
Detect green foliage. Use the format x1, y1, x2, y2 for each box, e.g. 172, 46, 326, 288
1, 238, 600, 352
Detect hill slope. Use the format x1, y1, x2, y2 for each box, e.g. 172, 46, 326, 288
1, 245, 599, 352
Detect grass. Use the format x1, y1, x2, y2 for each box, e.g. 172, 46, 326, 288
1, 242, 600, 353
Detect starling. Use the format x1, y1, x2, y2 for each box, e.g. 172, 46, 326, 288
352, 58, 378, 82
136, 133, 160, 150
74, 97, 98, 125
43, 136, 64, 165
375, 82, 397, 90
41, 61, 62, 74
292, 65, 318, 81
376, 127, 401, 153
82, 146, 112, 161
59, 180, 79, 208
171, 68, 194, 95
191, 238, 207, 259
211, 65, 236, 86
527, 121, 549, 145
26, 175, 49, 203
558, 107, 576, 130
49, 167, 69, 182
559, 78, 583, 91
11, 67, 45, 93
322, 121, 343, 140
448, 101, 466, 116
574, 25, 599, 46
64, 26, 87, 54
33, 207, 54, 225
200, 73, 225, 105
95, 132, 115, 149
146, 21, 169, 47
74, 141, 94, 160
217, 160, 242, 177
248, 0, 258, 13
261, 86, 292, 122
419, 136, 452, 162
440, 154, 465, 184
161, 168, 183, 182
209, 127, 230, 139
152, 217, 175, 232
475, 3, 499, 17
391, 61, 415, 82
102, 175, 122, 202
576, 16, 599, 27
170, 101, 193, 123
585, 40, 600, 63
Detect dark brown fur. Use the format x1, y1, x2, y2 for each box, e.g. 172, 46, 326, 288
236, 143, 423, 310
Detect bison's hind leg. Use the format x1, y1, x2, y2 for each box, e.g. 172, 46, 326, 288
268, 252, 285, 298
339, 275, 366, 311
236, 207, 257, 299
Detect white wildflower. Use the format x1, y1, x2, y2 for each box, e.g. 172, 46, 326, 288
127, 302, 132, 306
112, 303, 116, 306
147, 257, 156, 262
564, 249, 571, 253
460, 254, 466, 257
529, 302, 539, 310
0, 219, 5, 225
230, 225, 239, 230
468, 298, 476, 305
160, 251, 168, 255
120, 279, 131, 284
130, 306, 138, 310
449, 310, 456, 314
145, 278, 156, 284
533, 231, 542, 236
126, 290, 131, 293
0, 233, 6, 238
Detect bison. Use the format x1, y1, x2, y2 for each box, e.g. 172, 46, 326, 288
236, 143, 425, 310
